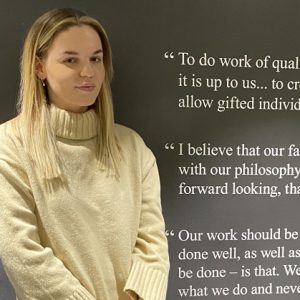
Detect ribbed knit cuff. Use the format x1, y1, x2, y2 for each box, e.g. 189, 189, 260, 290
68, 286, 96, 300
124, 260, 168, 300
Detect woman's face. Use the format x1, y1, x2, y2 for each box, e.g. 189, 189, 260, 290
37, 25, 105, 113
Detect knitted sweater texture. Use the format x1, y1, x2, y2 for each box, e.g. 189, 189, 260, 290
0, 105, 169, 300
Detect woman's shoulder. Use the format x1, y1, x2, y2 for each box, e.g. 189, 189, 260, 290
114, 123, 145, 148
114, 123, 156, 166
0, 116, 22, 152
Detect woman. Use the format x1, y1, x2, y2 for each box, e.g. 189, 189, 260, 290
0, 8, 169, 300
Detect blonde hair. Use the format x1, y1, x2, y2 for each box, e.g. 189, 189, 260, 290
15, 8, 120, 180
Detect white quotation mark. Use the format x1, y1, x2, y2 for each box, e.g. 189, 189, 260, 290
165, 143, 175, 150
164, 51, 175, 59
165, 229, 175, 237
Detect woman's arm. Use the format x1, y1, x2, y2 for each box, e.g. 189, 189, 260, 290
124, 145, 170, 300
0, 129, 96, 300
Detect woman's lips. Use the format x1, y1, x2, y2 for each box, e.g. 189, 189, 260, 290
75, 84, 96, 92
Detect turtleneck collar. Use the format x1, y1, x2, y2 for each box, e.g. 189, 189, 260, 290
49, 104, 98, 140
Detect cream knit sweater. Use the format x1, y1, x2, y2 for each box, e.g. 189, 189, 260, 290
0, 104, 169, 300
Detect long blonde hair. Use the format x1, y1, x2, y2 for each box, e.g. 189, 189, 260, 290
15, 8, 120, 180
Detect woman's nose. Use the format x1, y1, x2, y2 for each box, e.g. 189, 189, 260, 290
80, 62, 94, 77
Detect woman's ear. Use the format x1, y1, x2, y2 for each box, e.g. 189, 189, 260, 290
35, 56, 46, 80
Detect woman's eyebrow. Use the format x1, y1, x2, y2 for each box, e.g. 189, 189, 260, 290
93, 49, 103, 54
61, 49, 103, 55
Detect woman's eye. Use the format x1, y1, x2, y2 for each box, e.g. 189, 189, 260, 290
64, 58, 77, 64
91, 56, 102, 63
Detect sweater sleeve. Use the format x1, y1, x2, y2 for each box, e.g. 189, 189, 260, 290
0, 130, 96, 300
124, 145, 170, 300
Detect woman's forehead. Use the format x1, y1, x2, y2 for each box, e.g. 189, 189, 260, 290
48, 25, 102, 55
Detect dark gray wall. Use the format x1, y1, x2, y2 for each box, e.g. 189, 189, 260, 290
1, 1, 300, 299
